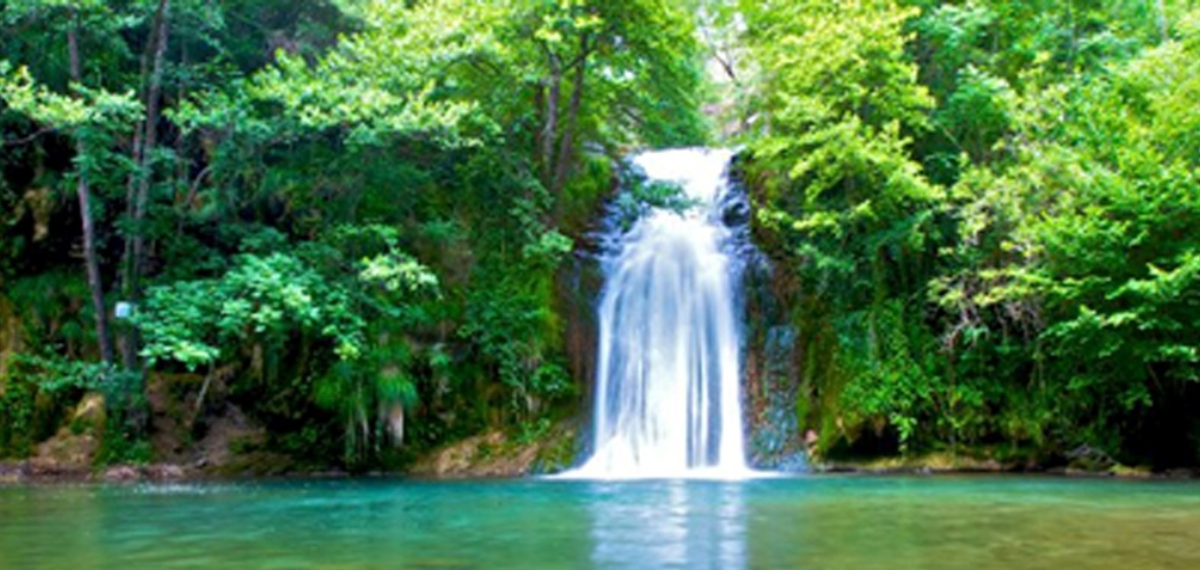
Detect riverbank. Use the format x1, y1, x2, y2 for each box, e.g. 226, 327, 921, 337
813, 452, 1200, 479
5, 457, 1198, 485
0, 418, 581, 484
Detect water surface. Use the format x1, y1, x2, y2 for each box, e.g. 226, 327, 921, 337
1, 476, 1198, 569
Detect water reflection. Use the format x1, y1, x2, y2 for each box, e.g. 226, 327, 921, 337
4, 478, 1200, 569
587, 481, 746, 570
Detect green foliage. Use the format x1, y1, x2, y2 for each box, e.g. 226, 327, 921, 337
743, 0, 1200, 466
139, 252, 353, 369
0, 63, 140, 130
4, 0, 626, 469
0, 354, 109, 459
459, 273, 574, 422
135, 228, 439, 465
95, 368, 151, 466
612, 168, 697, 228
136, 0, 704, 468
837, 303, 942, 450
742, 0, 942, 303
930, 11, 1200, 462
6, 0, 1195, 473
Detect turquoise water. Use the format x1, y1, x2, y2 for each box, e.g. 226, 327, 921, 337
1, 475, 1198, 569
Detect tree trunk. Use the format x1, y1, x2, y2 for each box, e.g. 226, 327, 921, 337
540, 52, 561, 188
551, 35, 591, 199
133, 0, 171, 292
120, 4, 154, 324
68, 13, 114, 366
119, 106, 144, 368
120, 0, 172, 370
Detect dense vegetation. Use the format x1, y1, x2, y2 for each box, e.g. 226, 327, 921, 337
2, 0, 1198, 472
0, 0, 707, 468
733, 0, 1200, 468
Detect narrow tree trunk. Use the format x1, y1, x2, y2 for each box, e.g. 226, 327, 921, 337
68, 14, 114, 366
120, 6, 153, 317
121, 0, 172, 369
551, 36, 591, 198
119, 114, 144, 369
132, 0, 171, 293
175, 41, 189, 203
540, 52, 561, 188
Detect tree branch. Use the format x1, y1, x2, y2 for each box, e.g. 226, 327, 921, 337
2, 127, 57, 146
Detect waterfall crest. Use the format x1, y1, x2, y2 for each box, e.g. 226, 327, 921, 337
572, 148, 750, 479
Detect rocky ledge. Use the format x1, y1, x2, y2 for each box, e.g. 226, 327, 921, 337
407, 420, 580, 479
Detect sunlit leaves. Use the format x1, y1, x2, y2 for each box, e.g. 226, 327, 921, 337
137, 237, 437, 372
739, 0, 941, 306
0, 63, 141, 131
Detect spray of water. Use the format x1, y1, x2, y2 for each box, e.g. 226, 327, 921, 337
569, 148, 751, 479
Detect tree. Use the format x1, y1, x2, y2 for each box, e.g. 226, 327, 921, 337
2, 1, 145, 367
119, 0, 171, 369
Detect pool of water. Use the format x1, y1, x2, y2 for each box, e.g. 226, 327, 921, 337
1, 475, 1198, 569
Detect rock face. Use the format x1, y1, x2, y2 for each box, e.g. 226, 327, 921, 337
747, 326, 808, 471
735, 170, 808, 472
558, 254, 603, 418
146, 371, 285, 477
408, 421, 579, 478
18, 392, 107, 479
26, 433, 98, 479
2, 390, 200, 482
0, 297, 21, 381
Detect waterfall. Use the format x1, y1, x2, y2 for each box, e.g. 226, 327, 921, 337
572, 148, 750, 479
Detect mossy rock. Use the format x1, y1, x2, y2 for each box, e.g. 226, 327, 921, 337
408, 419, 580, 478
817, 451, 1006, 474
1109, 464, 1154, 478
530, 421, 580, 474
71, 392, 107, 435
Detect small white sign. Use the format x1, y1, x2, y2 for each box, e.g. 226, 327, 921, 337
114, 301, 134, 320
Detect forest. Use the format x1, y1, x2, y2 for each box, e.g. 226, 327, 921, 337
1, 0, 1199, 475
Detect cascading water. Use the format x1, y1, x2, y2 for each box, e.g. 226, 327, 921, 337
572, 148, 750, 479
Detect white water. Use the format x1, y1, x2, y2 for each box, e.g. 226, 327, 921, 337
570, 148, 750, 479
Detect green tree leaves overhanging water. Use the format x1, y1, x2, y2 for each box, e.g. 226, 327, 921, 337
1, 0, 1199, 471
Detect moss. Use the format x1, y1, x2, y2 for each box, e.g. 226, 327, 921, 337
531, 421, 579, 474
210, 451, 298, 478
818, 451, 1005, 473
559, 154, 617, 236
1109, 464, 1154, 478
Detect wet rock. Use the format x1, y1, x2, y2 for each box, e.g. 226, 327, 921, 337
804, 429, 819, 447
558, 253, 603, 407
410, 431, 511, 477
103, 465, 142, 482
146, 463, 187, 481
747, 323, 807, 471
0, 462, 26, 484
